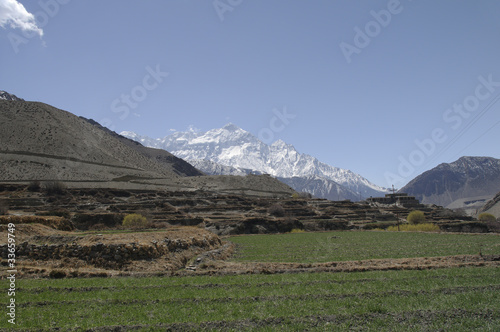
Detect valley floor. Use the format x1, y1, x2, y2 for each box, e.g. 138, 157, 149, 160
2, 230, 499, 331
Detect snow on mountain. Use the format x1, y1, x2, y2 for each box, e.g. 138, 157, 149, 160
120, 123, 388, 199
0, 91, 24, 101
188, 159, 254, 176
277, 175, 362, 202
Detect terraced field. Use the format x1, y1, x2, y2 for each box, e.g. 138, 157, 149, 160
4, 231, 500, 330
229, 231, 500, 263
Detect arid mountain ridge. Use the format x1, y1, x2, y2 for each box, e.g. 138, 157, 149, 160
401, 156, 500, 214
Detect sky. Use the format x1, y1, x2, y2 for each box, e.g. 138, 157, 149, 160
1, 0, 500, 189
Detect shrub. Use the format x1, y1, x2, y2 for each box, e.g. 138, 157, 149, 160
72, 213, 124, 230
293, 192, 312, 199
268, 204, 285, 217
43, 181, 66, 195
478, 213, 496, 222
289, 228, 305, 233
27, 180, 41, 192
49, 270, 67, 279
122, 213, 148, 229
386, 223, 439, 232
407, 210, 425, 224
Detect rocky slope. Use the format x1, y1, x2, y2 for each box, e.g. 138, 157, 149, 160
479, 191, 500, 219
400, 156, 500, 210
0, 100, 199, 182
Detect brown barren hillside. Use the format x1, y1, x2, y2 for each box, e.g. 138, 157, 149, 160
0, 101, 198, 181
0, 100, 295, 196
479, 191, 500, 219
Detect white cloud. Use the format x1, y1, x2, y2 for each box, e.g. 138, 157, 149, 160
0, 0, 43, 36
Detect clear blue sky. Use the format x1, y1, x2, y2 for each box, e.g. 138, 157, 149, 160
1, 0, 500, 188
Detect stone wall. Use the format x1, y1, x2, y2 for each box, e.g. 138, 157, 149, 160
437, 221, 490, 233
1, 235, 222, 267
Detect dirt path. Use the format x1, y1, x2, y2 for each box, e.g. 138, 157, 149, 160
182, 254, 500, 276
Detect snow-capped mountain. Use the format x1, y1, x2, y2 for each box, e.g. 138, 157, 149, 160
189, 159, 362, 201
188, 159, 257, 176
0, 91, 24, 101
277, 175, 362, 201
121, 123, 388, 199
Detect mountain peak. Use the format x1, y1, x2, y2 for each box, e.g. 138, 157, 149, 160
456, 156, 493, 163
222, 123, 241, 132
0, 91, 24, 101
271, 139, 287, 147
401, 156, 500, 209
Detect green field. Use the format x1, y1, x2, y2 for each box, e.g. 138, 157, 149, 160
229, 231, 500, 263
4, 231, 500, 330
5, 267, 499, 330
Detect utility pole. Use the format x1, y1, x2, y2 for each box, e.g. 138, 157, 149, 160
392, 184, 400, 231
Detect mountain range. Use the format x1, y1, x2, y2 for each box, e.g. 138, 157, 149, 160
401, 156, 500, 214
121, 124, 389, 200
2, 90, 499, 211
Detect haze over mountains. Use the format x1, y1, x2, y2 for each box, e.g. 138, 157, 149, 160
121, 124, 389, 201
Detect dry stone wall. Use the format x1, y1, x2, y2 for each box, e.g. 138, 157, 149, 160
1, 235, 222, 267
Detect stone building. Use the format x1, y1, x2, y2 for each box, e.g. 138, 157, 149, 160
367, 193, 421, 208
